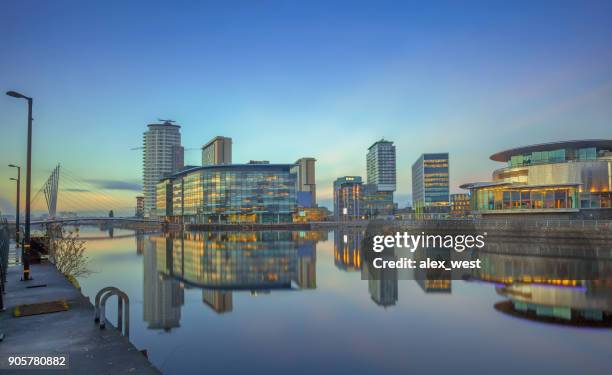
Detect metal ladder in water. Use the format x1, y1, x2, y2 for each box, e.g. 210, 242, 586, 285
94, 287, 130, 338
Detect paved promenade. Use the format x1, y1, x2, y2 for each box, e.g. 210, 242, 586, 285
0, 254, 160, 374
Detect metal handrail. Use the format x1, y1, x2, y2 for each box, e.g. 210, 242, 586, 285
94, 287, 130, 338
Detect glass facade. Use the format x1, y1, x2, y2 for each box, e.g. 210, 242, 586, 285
471, 186, 578, 211
465, 141, 612, 216
157, 164, 297, 223
412, 153, 450, 214
508, 147, 598, 168
366, 139, 396, 192
333, 176, 363, 220
361, 184, 394, 217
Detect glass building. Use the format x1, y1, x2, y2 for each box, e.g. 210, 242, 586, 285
157, 163, 297, 223
461, 140, 612, 218
366, 139, 396, 192
411, 153, 450, 215
333, 176, 363, 220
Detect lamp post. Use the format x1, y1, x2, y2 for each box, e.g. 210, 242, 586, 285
6, 91, 33, 281
8, 164, 20, 246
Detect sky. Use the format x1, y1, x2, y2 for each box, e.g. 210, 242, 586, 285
1, 0, 612, 215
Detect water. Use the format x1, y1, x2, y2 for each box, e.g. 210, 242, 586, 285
73, 226, 612, 374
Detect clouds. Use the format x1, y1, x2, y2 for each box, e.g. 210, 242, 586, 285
85, 179, 142, 192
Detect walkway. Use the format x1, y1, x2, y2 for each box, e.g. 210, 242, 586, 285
0, 254, 159, 374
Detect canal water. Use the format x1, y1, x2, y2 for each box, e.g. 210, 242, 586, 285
73, 226, 612, 374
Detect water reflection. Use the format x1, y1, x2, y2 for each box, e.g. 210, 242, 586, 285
143, 231, 324, 320
137, 228, 612, 331
337, 228, 612, 325
473, 250, 612, 327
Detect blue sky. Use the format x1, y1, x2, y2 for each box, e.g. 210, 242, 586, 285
1, 0, 612, 214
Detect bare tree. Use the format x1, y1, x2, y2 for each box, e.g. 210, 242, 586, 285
48, 224, 92, 278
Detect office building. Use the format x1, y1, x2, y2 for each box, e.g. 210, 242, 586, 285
367, 139, 397, 191
366, 139, 396, 216
412, 153, 450, 215
157, 163, 297, 224
461, 140, 612, 218
292, 157, 317, 208
202, 136, 232, 166
367, 139, 396, 191
450, 193, 470, 218
143, 120, 184, 217
333, 176, 363, 220
361, 184, 395, 217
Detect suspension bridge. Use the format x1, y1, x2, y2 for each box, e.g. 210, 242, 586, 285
26, 164, 158, 225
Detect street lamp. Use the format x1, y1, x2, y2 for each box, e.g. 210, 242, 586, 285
6, 90, 33, 281
8, 164, 21, 247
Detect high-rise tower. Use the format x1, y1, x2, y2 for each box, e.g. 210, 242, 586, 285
143, 120, 183, 217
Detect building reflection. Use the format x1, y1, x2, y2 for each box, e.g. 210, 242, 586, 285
334, 229, 363, 272
143, 230, 321, 319
136, 230, 144, 255
361, 236, 398, 308
143, 237, 184, 331
202, 289, 233, 314
414, 248, 452, 294
469, 239, 612, 327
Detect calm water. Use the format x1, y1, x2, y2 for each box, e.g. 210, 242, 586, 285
73, 226, 612, 374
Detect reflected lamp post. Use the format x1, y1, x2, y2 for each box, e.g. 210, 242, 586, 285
6, 90, 33, 281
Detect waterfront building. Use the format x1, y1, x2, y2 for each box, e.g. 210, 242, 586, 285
450, 193, 470, 218
412, 153, 450, 216
143, 120, 184, 217
361, 184, 395, 217
333, 176, 363, 220
156, 163, 297, 224
135, 196, 144, 218
201, 136, 232, 166
367, 139, 396, 192
461, 140, 612, 218
293, 207, 328, 223
291, 157, 317, 208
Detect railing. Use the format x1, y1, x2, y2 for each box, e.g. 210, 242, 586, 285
94, 287, 130, 338
0, 219, 10, 311
388, 218, 612, 230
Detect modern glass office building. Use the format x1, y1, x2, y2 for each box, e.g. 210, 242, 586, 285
412, 153, 450, 215
366, 139, 396, 192
461, 140, 612, 218
333, 176, 363, 220
157, 163, 297, 223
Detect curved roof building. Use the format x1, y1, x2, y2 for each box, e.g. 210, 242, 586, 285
156, 163, 298, 224
461, 139, 612, 218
